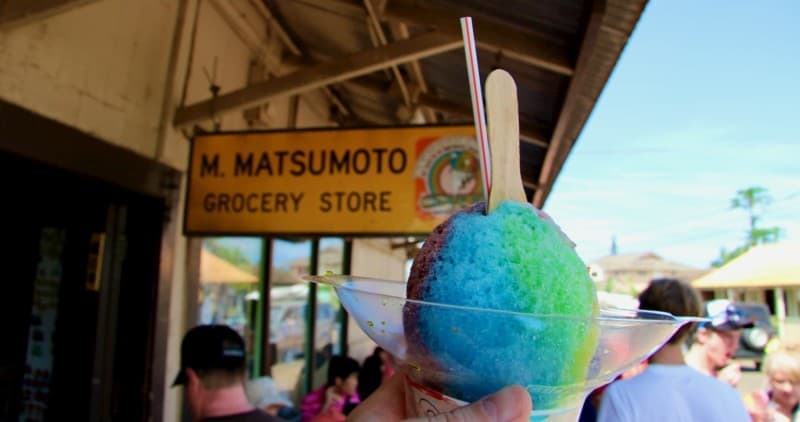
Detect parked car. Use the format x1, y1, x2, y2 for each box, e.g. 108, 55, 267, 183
732, 302, 778, 370
269, 300, 338, 363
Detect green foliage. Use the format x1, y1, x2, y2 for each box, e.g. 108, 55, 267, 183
712, 187, 783, 267
731, 186, 771, 238
711, 245, 749, 268
730, 186, 771, 215
749, 227, 783, 245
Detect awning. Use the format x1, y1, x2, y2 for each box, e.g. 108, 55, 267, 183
692, 242, 800, 289
200, 248, 259, 284
173, 0, 649, 208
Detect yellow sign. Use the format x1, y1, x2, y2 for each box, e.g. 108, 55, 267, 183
184, 126, 484, 235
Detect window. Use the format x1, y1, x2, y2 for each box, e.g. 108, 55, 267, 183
198, 237, 265, 376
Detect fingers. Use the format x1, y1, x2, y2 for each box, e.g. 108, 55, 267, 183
347, 377, 533, 422
347, 374, 407, 421
405, 385, 532, 422
718, 364, 742, 387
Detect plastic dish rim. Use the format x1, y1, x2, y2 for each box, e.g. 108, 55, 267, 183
303, 274, 708, 325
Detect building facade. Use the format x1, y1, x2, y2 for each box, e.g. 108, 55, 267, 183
0, 0, 647, 420
589, 252, 707, 296
0, 1, 407, 420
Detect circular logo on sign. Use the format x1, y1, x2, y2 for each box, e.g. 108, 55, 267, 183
414, 135, 484, 217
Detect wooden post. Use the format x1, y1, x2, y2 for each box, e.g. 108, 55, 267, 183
775, 287, 786, 338
786, 287, 800, 318
259, 238, 273, 376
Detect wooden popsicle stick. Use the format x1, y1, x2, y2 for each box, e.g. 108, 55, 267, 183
486, 69, 526, 213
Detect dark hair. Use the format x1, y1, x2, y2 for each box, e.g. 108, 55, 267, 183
638, 278, 703, 344
358, 348, 384, 400
173, 325, 246, 388
327, 355, 360, 386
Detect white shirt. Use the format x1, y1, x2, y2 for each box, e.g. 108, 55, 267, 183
598, 364, 750, 422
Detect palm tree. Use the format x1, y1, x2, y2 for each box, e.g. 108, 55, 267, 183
730, 186, 772, 246
713, 187, 784, 267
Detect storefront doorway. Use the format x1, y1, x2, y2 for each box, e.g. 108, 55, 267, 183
0, 151, 165, 421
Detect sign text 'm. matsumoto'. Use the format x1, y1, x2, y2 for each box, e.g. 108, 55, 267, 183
184, 126, 481, 235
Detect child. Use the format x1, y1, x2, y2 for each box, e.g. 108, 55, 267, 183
300, 355, 360, 422
743, 349, 800, 421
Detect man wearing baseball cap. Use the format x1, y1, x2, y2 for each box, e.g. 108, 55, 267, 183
686, 299, 754, 387
175, 325, 534, 422
173, 325, 280, 421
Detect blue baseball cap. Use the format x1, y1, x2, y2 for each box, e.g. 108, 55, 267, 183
701, 299, 755, 331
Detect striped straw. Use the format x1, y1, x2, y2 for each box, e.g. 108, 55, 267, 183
460, 17, 491, 204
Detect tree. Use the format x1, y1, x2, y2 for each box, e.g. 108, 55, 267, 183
712, 186, 783, 267
730, 187, 775, 246
711, 245, 749, 268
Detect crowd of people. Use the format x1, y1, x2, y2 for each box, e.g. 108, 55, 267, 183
595, 279, 751, 421
172, 280, 799, 422
585, 279, 800, 422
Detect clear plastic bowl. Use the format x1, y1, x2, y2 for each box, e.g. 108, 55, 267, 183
305, 275, 704, 421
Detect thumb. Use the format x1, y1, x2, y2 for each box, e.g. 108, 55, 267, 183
406, 385, 532, 422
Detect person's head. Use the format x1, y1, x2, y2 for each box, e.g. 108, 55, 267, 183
377, 347, 393, 365
692, 299, 753, 368
173, 325, 247, 418
358, 349, 385, 399
327, 355, 360, 396
638, 278, 703, 344
763, 350, 800, 410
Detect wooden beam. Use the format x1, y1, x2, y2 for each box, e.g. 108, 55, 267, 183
364, 0, 411, 107
288, 0, 364, 18
209, 0, 276, 68
249, 0, 302, 56
173, 31, 461, 127
417, 92, 470, 117
523, 180, 540, 191
416, 93, 549, 147
341, 77, 391, 96
533, 0, 605, 208
390, 21, 437, 123
0, 0, 99, 28
520, 132, 549, 149
382, 0, 573, 76
238, 5, 354, 123
389, 23, 427, 94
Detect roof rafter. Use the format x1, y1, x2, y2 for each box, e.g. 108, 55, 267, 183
381, 0, 574, 76
173, 31, 462, 127
363, 0, 411, 107
0, 0, 99, 29
415, 93, 549, 148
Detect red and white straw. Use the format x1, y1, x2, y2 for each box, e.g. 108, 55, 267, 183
460, 17, 491, 203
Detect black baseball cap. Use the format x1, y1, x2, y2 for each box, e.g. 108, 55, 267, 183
172, 325, 246, 386
700, 299, 755, 331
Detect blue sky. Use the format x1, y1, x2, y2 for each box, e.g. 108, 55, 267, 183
544, 0, 800, 268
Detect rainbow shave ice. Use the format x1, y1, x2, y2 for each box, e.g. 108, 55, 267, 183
405, 200, 599, 408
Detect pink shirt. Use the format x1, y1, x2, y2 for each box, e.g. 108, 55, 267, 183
300, 386, 360, 422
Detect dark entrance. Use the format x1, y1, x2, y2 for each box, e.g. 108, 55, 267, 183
0, 151, 165, 421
